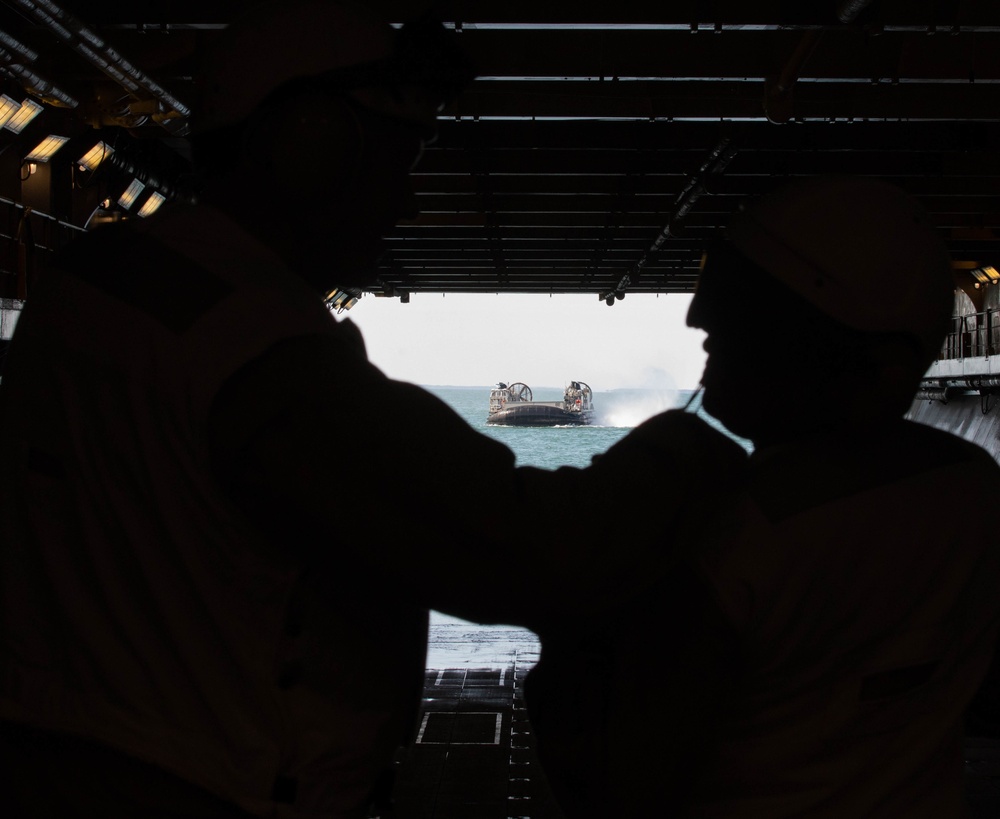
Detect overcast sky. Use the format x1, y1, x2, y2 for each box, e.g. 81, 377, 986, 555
345, 290, 708, 391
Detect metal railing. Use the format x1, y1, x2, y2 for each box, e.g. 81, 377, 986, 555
0, 297, 23, 340
939, 309, 1000, 361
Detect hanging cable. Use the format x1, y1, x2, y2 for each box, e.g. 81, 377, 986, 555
599, 136, 737, 306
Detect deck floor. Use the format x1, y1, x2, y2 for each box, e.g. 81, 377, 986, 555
387, 617, 1000, 819
388, 617, 564, 819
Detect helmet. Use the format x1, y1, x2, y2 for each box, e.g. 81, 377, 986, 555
196, 0, 474, 133
725, 175, 954, 361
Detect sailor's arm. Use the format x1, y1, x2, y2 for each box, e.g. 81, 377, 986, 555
208, 327, 746, 624
207, 328, 556, 623
515, 407, 748, 624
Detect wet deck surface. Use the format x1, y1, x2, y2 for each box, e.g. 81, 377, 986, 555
388, 617, 565, 819
386, 615, 1000, 819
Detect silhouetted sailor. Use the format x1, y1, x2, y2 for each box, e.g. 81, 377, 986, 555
526, 175, 1000, 819
0, 2, 744, 817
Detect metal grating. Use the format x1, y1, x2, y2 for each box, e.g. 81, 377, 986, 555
416, 711, 504, 745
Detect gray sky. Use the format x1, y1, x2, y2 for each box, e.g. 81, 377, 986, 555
345, 291, 707, 391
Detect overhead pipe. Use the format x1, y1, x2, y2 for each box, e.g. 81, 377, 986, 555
599, 136, 737, 306
763, 29, 823, 125
0, 29, 38, 63
764, 1, 878, 124
914, 387, 949, 403
0, 46, 77, 107
10, 0, 190, 127
836, 0, 877, 24
106, 150, 178, 201
917, 377, 1000, 399
0, 29, 77, 107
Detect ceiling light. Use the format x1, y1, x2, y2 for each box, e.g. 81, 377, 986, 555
983, 265, 1000, 281
971, 268, 991, 285
77, 140, 114, 172
24, 134, 69, 163
136, 191, 165, 218
325, 287, 360, 312
4, 99, 44, 134
0, 95, 22, 129
117, 178, 145, 209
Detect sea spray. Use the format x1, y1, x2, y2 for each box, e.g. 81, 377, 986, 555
595, 388, 682, 427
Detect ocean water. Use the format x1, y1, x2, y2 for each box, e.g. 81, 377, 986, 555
422, 384, 746, 669
427, 384, 694, 469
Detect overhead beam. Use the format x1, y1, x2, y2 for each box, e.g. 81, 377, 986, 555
458, 29, 1000, 83
448, 81, 1000, 121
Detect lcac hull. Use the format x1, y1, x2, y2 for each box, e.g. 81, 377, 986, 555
487, 403, 593, 427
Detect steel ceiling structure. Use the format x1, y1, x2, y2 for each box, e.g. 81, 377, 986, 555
0, 0, 998, 303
